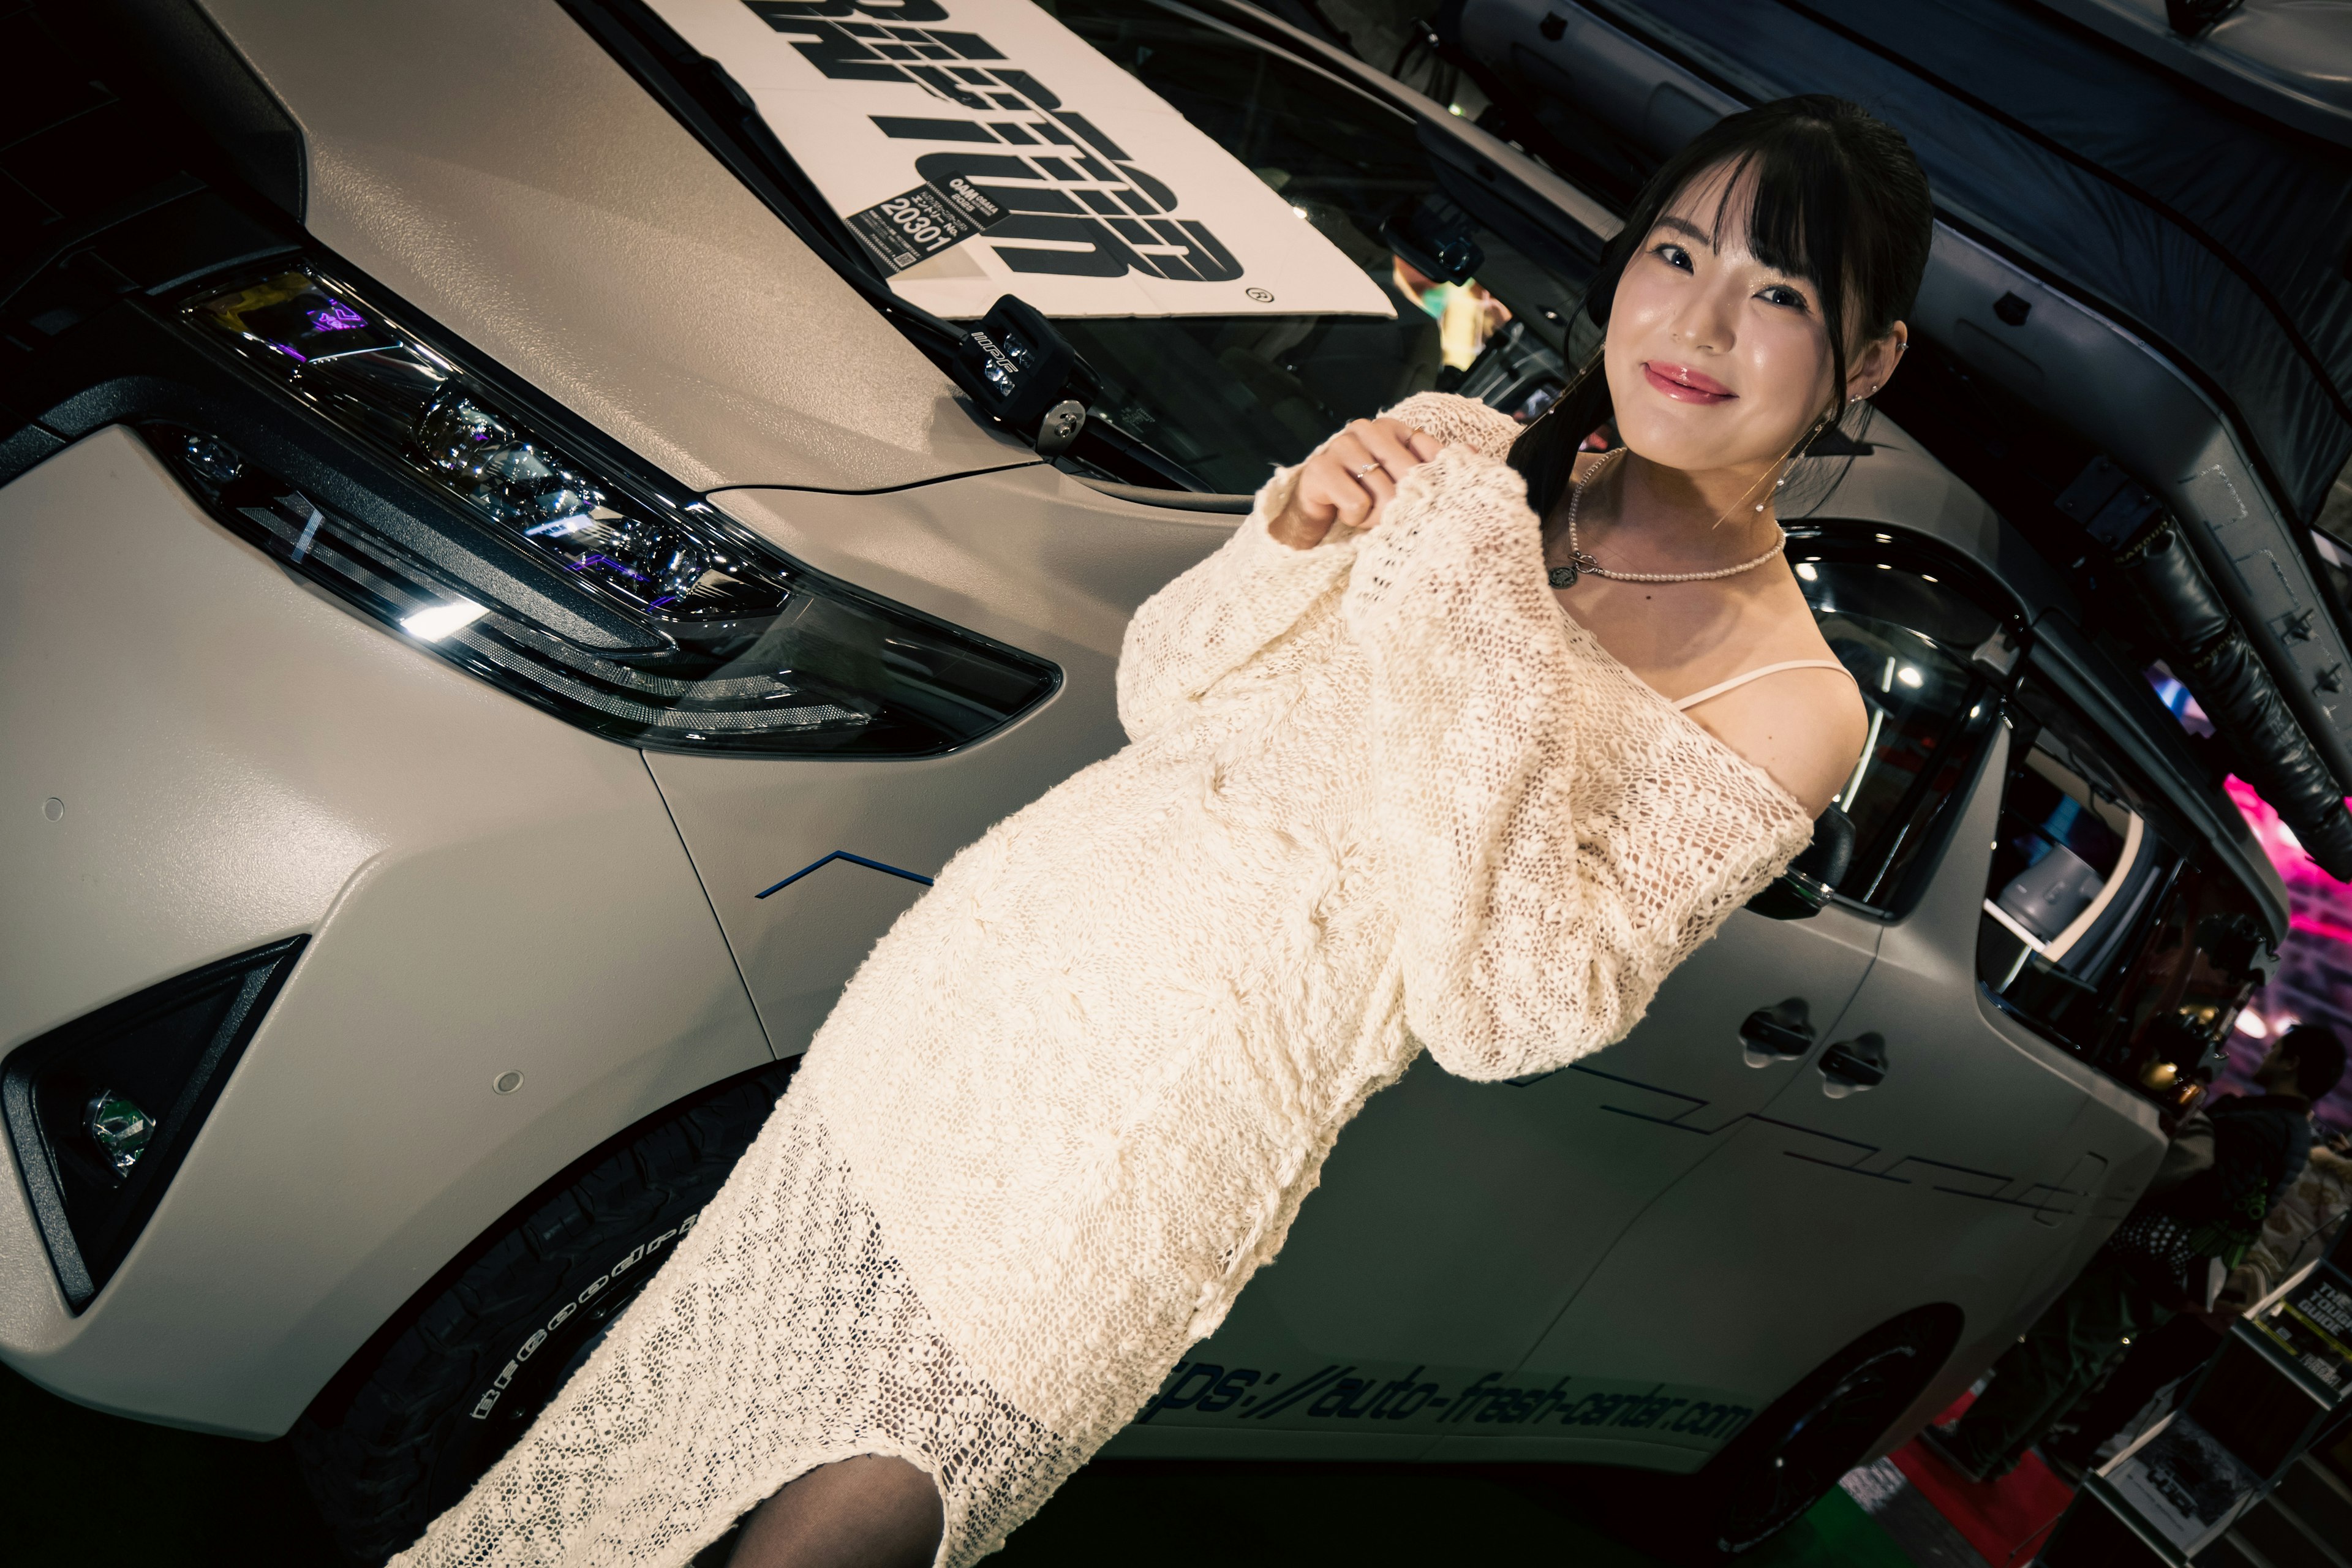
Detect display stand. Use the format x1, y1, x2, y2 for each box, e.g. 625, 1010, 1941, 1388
2037, 1223, 2352, 1566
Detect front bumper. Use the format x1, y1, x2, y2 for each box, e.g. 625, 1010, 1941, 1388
0, 428, 770, 1434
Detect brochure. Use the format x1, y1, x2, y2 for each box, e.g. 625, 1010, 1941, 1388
2103, 1415, 2259, 1557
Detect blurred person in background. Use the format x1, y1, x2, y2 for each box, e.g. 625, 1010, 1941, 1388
2043, 1115, 2352, 1476
1925, 1023, 2345, 1482
1391, 252, 1511, 372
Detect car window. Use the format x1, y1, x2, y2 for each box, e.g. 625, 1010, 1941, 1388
1979, 671, 2267, 1108
1039, 0, 1599, 491
1790, 532, 2005, 914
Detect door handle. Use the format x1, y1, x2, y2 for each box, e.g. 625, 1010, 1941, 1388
1819, 1033, 1888, 1098
1739, 1000, 1815, 1068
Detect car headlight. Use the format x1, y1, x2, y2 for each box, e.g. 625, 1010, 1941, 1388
153, 266, 1057, 755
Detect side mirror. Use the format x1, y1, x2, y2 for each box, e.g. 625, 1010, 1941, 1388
1746, 804, 1855, 921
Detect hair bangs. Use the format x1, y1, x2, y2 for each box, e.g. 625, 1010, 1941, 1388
1507, 95, 1934, 519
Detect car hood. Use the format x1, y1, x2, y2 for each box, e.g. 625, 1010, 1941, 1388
198, 0, 1033, 494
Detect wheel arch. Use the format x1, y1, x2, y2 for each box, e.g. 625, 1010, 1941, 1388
1702, 1298, 1966, 1483
300, 1055, 798, 1434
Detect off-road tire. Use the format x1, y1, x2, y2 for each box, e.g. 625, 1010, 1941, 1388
293, 1061, 796, 1564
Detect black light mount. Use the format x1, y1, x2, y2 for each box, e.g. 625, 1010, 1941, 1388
1382, 194, 1484, 286
950, 295, 1093, 447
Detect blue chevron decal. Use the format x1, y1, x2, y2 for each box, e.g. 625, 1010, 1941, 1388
755, 851, 936, 900
1564, 1065, 2051, 1201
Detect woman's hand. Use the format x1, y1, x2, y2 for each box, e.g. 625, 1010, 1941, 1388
1270, 418, 1443, 549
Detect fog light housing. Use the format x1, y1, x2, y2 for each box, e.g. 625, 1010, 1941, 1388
2, 938, 305, 1310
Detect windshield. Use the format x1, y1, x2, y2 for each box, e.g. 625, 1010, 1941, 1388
597, 0, 1607, 492
1036, 0, 1599, 491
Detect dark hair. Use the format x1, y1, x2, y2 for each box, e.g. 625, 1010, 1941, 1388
2280, 1022, 2348, 1101
1508, 96, 1935, 518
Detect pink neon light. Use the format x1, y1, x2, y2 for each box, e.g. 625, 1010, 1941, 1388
2223, 775, 2346, 890
2290, 913, 2352, 946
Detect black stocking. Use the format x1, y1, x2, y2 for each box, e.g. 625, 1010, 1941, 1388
726, 1455, 945, 1568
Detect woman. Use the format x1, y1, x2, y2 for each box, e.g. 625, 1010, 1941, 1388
395, 95, 1926, 1568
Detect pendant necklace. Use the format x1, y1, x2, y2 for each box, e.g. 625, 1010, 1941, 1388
1546, 447, 1787, 589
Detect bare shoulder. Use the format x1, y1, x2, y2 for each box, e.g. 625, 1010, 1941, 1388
1710, 671, 1869, 816
1682, 608, 1869, 817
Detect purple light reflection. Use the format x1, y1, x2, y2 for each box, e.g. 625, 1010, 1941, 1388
570, 552, 650, 582
306, 300, 368, 333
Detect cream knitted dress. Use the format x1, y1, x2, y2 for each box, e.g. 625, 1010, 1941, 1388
391, 393, 1816, 1567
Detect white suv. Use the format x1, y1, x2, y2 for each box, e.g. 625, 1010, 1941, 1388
0, 1, 2301, 1561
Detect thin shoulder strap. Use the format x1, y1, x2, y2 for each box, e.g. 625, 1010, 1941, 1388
1671, 660, 1856, 712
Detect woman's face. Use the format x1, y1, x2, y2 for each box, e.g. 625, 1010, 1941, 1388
1603, 162, 1887, 479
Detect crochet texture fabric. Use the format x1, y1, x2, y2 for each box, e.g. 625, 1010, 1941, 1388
390, 393, 1816, 1567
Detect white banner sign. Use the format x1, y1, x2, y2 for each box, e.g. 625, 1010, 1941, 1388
646, 0, 1395, 320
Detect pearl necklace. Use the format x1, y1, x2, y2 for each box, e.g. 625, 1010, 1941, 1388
1546, 448, 1787, 589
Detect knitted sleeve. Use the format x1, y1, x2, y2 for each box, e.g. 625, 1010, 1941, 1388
1342, 440, 1815, 1082
1380, 390, 1529, 456
1116, 395, 1525, 742
1115, 464, 1354, 742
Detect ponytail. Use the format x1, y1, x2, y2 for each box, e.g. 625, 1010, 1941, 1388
1507, 350, 1612, 521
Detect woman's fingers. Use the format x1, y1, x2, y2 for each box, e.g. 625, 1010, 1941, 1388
1320, 432, 1383, 530
1352, 420, 1427, 482
1381, 418, 1441, 464
1276, 418, 1444, 547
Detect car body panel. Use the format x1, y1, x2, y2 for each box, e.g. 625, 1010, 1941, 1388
196, 0, 1033, 496
1781, 419, 2069, 622
1509, 728, 2163, 1460
0, 429, 769, 1434
667, 467, 1238, 1049
1098, 900, 1880, 1466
